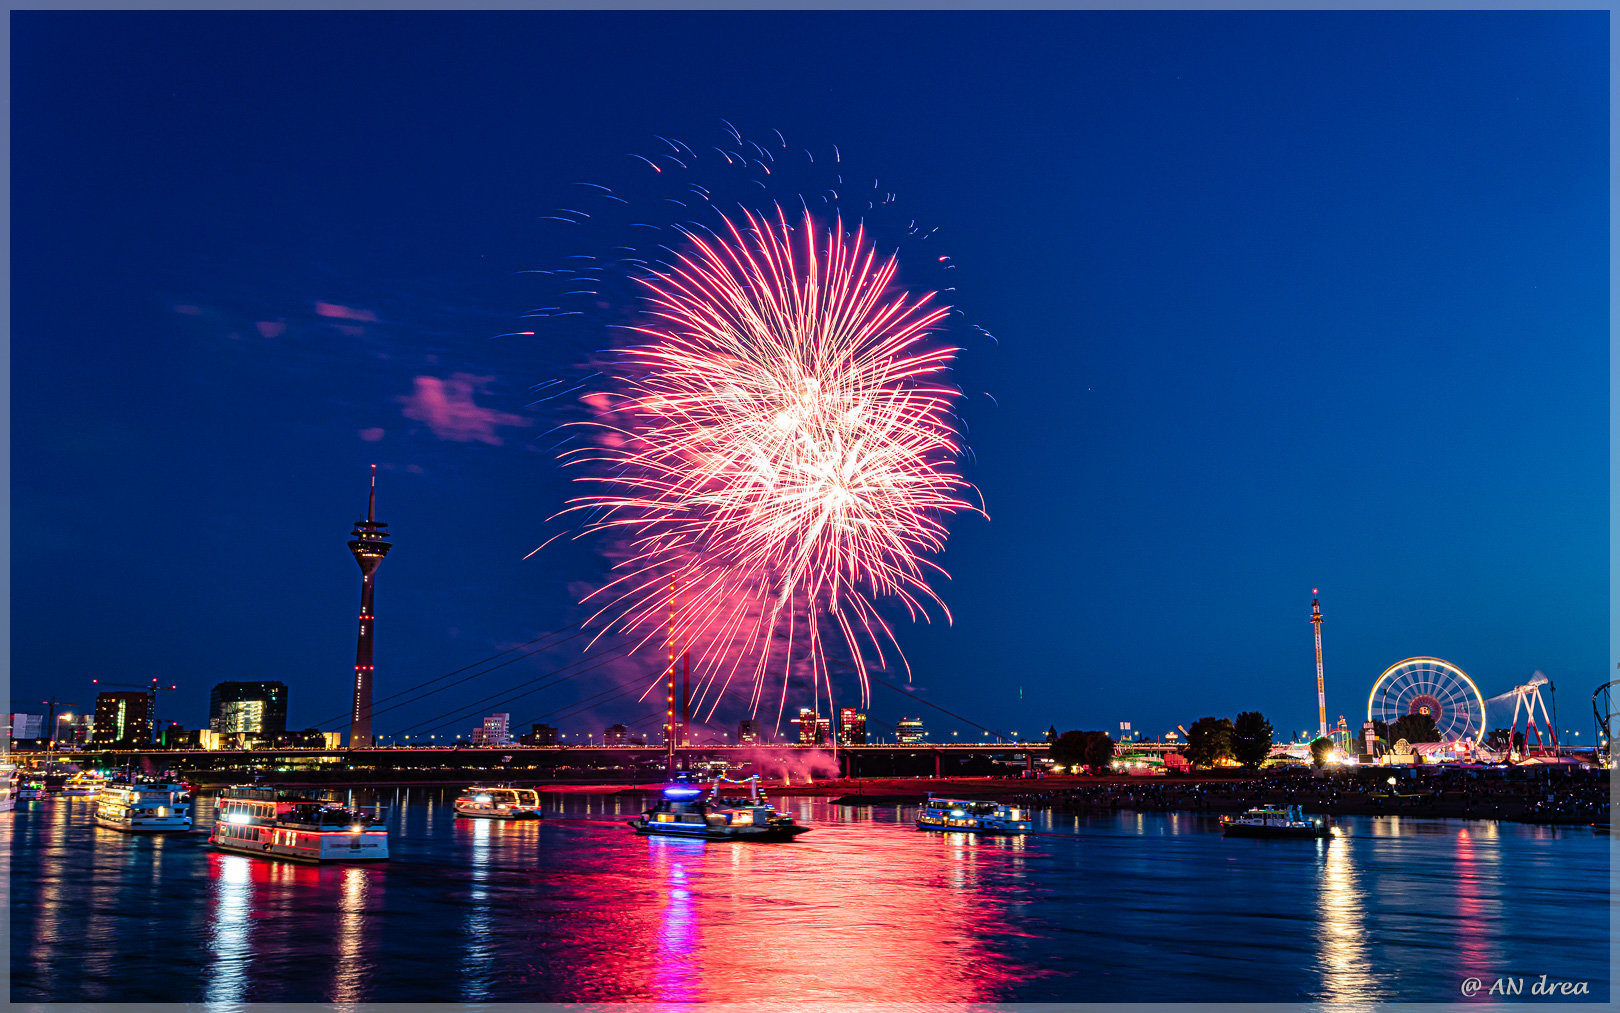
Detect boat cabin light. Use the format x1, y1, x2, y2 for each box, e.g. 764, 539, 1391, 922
475, 794, 492, 803
663, 787, 703, 799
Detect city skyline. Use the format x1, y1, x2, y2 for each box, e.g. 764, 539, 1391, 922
11, 12, 1607, 743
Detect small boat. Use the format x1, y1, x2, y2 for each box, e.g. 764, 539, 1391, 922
60, 771, 110, 796
1221, 804, 1334, 839
453, 785, 545, 820
15, 774, 46, 802
916, 796, 1031, 834
211, 785, 388, 862
627, 779, 810, 841
94, 781, 193, 832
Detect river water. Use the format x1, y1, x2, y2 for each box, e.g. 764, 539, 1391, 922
7, 789, 1609, 1003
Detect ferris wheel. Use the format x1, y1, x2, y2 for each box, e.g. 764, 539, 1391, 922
1366, 657, 1487, 745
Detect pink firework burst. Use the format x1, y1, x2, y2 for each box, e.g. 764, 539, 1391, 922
563, 206, 980, 717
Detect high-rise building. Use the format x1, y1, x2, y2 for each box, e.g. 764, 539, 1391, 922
471, 713, 512, 746
603, 723, 628, 746
839, 708, 867, 745
347, 466, 392, 749
10, 714, 45, 741
897, 717, 926, 744
209, 682, 289, 735
793, 708, 830, 745
736, 719, 762, 744
92, 692, 154, 747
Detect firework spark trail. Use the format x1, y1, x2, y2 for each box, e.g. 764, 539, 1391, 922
560, 205, 979, 716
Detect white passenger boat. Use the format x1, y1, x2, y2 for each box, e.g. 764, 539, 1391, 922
1220, 804, 1333, 839
915, 796, 1032, 834
211, 785, 389, 862
627, 779, 810, 841
94, 782, 193, 832
60, 771, 110, 796
453, 785, 545, 820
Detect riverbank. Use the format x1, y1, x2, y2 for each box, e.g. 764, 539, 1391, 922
166, 768, 1613, 827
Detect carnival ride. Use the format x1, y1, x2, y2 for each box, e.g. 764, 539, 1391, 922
1366, 657, 1487, 748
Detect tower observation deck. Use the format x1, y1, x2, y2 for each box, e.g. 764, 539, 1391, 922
348, 465, 392, 749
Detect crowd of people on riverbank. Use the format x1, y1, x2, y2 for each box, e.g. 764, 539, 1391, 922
1007, 766, 1611, 825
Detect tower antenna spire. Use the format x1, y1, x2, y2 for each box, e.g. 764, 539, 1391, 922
348, 466, 393, 749
1311, 589, 1327, 741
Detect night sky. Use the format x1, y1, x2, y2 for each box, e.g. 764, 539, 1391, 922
12, 12, 1608, 745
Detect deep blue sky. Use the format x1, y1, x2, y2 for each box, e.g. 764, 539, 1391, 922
12, 12, 1607, 745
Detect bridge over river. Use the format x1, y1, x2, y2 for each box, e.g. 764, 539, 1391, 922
27, 740, 1186, 780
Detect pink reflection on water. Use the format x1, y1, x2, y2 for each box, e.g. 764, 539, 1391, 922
621, 822, 1024, 1002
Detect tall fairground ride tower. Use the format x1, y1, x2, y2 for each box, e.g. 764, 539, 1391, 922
348, 465, 392, 748
1311, 589, 1327, 741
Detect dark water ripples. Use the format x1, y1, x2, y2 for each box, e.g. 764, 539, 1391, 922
8, 790, 1608, 1003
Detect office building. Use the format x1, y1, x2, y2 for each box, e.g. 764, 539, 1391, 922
793, 708, 830, 745
93, 692, 154, 747
897, 717, 926, 744
209, 682, 289, 736
839, 708, 867, 745
736, 719, 762, 744
471, 713, 512, 746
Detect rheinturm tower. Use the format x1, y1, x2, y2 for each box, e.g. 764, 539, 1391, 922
347, 465, 392, 748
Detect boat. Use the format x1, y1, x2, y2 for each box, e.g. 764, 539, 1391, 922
1221, 804, 1334, 838
915, 796, 1032, 834
453, 785, 545, 820
60, 771, 110, 796
0, 763, 15, 813
94, 781, 193, 832
627, 779, 810, 841
15, 773, 46, 801
210, 785, 389, 861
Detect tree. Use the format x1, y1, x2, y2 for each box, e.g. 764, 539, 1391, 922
1184, 717, 1234, 769
1049, 730, 1090, 770
1083, 732, 1116, 773
1231, 711, 1274, 769
1309, 736, 1334, 768
1050, 730, 1115, 773
1390, 712, 1441, 745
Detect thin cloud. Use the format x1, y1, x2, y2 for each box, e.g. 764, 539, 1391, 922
399, 373, 529, 446
315, 301, 379, 322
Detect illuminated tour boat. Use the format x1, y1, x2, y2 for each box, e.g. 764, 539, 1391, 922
14, 773, 46, 802
1220, 804, 1333, 839
94, 781, 193, 832
915, 796, 1032, 834
211, 785, 389, 861
60, 771, 110, 796
628, 779, 810, 841
453, 785, 545, 820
